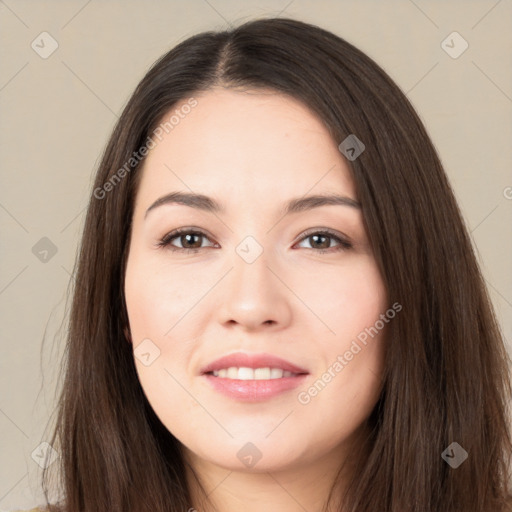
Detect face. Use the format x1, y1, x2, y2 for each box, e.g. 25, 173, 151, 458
124, 88, 389, 473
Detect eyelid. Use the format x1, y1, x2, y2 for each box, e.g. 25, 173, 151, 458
156, 227, 218, 249
156, 226, 353, 253
293, 227, 351, 245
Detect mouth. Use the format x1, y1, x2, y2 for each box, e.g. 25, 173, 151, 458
200, 351, 309, 376
206, 367, 305, 380
200, 352, 309, 402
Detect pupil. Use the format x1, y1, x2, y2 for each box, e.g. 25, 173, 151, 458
312, 234, 329, 248
184, 234, 200, 248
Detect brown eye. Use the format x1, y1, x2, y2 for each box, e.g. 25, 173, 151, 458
157, 228, 352, 255
295, 229, 352, 254
157, 229, 215, 253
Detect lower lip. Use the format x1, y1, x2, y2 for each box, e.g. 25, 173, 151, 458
202, 373, 309, 402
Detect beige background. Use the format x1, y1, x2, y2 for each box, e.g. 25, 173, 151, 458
0, 0, 511, 509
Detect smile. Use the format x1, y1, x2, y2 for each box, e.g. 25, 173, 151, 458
208, 367, 299, 379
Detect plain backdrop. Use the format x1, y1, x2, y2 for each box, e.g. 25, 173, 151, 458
0, 0, 511, 509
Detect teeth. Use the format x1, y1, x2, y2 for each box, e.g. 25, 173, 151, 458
211, 367, 296, 380
227, 367, 239, 379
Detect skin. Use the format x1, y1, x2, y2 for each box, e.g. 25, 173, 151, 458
124, 88, 389, 512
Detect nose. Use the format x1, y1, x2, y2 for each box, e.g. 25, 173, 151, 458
215, 249, 292, 332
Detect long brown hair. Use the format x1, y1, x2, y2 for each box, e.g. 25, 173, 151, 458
41, 17, 512, 512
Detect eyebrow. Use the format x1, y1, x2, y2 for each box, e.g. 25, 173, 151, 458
144, 191, 361, 219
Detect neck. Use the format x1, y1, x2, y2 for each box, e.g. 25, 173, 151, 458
181, 424, 371, 512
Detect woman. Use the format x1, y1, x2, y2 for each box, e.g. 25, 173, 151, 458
32, 17, 512, 512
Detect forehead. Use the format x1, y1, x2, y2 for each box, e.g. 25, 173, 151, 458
135, 88, 357, 210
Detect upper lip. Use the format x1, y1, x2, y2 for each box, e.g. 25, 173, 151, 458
200, 352, 309, 375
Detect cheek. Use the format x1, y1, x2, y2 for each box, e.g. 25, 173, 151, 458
124, 253, 201, 428
124, 251, 198, 341
298, 257, 387, 408
300, 255, 387, 337
124, 250, 209, 387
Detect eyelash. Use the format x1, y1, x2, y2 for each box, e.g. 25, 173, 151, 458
156, 227, 353, 254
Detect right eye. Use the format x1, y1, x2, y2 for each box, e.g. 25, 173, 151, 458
156, 228, 217, 253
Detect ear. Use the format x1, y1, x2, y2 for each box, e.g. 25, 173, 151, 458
123, 326, 132, 344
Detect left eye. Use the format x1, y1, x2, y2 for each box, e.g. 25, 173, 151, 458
156, 228, 352, 254
157, 229, 217, 253
296, 230, 352, 253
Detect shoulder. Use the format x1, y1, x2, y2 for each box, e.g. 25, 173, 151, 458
11, 503, 64, 512
10, 508, 49, 512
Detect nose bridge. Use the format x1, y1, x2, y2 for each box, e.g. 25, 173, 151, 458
227, 204, 274, 275
215, 230, 291, 329
231, 233, 273, 293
